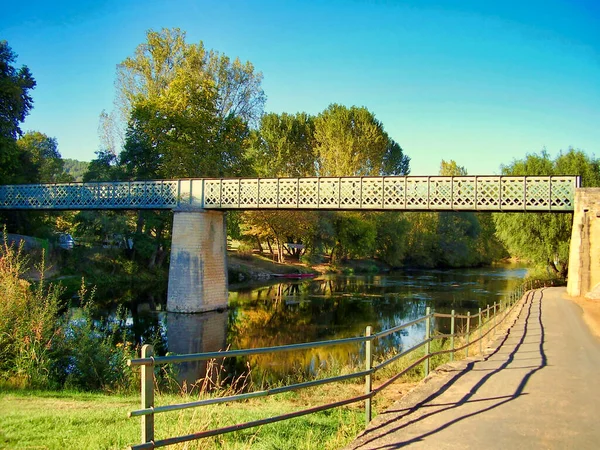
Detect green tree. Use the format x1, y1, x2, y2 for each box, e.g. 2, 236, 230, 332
110, 27, 262, 180
493, 148, 600, 278
314, 104, 409, 176
248, 112, 316, 177
62, 159, 90, 182
0, 41, 36, 183
16, 131, 71, 183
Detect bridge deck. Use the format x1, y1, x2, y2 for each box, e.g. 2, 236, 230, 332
345, 288, 600, 449
0, 176, 579, 212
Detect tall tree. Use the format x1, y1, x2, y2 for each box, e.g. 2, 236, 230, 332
493, 148, 600, 278
110, 27, 263, 180
16, 131, 70, 183
248, 112, 316, 177
0, 41, 36, 183
315, 104, 390, 176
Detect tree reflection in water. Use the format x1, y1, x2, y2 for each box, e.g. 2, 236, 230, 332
109, 266, 526, 387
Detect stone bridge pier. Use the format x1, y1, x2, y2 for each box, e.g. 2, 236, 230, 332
567, 188, 600, 298
167, 209, 228, 313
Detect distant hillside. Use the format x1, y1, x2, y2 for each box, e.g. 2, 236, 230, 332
63, 159, 89, 182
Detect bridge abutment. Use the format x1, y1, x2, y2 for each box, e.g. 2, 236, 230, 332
166, 209, 228, 313
567, 188, 600, 298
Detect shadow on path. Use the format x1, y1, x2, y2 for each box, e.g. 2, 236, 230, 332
350, 289, 547, 449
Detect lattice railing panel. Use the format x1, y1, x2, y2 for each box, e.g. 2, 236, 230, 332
476, 178, 501, 210
406, 178, 430, 209
452, 177, 476, 208
0, 176, 578, 211
550, 177, 575, 209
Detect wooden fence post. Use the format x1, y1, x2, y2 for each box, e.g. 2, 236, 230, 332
450, 309, 455, 362
365, 326, 372, 425
424, 307, 431, 376
465, 312, 471, 357
478, 308, 482, 355
141, 344, 154, 444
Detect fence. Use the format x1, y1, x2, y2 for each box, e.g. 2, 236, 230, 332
127, 281, 537, 449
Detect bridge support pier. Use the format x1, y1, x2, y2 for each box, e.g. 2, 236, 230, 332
167, 209, 228, 313
567, 188, 600, 298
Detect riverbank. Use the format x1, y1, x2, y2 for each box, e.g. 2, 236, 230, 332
227, 252, 392, 284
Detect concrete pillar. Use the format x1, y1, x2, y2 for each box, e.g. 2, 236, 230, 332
167, 209, 228, 312
567, 188, 600, 298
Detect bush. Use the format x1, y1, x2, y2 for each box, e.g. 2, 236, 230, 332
0, 231, 137, 392
237, 241, 254, 260
0, 233, 63, 388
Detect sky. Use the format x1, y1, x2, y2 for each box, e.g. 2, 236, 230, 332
1, 0, 599, 176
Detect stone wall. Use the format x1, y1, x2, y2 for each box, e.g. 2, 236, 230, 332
567, 188, 600, 298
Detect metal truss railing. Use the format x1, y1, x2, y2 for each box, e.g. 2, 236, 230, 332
0, 176, 580, 212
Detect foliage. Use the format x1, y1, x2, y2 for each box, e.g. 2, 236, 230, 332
16, 131, 71, 183
62, 159, 90, 182
0, 235, 137, 392
109, 27, 264, 180
248, 112, 316, 177
494, 148, 600, 278
314, 103, 409, 176
241, 210, 318, 262
0, 40, 36, 184
373, 212, 410, 267
0, 235, 63, 388
330, 212, 377, 262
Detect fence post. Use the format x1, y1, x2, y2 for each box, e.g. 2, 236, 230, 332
365, 326, 373, 425
450, 309, 455, 362
493, 302, 497, 334
424, 307, 431, 377
465, 312, 471, 357
141, 344, 154, 444
478, 308, 482, 355
486, 305, 490, 334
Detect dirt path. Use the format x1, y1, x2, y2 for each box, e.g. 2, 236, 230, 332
345, 287, 600, 449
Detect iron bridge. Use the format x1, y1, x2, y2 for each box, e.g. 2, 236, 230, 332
0, 176, 580, 212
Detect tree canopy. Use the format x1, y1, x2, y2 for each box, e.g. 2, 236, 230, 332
314, 104, 409, 176
0, 41, 36, 183
494, 148, 600, 278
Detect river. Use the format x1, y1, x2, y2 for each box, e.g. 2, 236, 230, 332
121, 264, 527, 385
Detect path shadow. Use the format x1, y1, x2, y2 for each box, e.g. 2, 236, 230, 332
351, 288, 548, 449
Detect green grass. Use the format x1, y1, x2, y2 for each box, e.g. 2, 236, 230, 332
0, 387, 364, 450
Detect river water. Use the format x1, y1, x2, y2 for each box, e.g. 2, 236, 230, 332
124, 264, 527, 385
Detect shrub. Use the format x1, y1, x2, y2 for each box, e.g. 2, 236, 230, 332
0, 232, 64, 388
0, 230, 138, 392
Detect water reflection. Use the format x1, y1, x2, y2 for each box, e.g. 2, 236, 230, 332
126, 265, 526, 385
166, 311, 228, 385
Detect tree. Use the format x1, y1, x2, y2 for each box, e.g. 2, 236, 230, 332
110, 28, 263, 180
0, 41, 36, 183
382, 138, 411, 176
248, 112, 316, 177
314, 104, 409, 177
16, 131, 70, 183
493, 148, 600, 278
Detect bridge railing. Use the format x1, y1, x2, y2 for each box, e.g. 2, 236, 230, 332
126, 281, 538, 449
0, 176, 579, 211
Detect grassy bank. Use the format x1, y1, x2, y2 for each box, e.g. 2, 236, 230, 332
0, 385, 365, 450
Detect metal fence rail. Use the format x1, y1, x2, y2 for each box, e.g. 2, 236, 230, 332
127, 281, 542, 449
0, 176, 579, 211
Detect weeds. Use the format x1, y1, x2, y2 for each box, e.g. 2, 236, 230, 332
0, 230, 138, 392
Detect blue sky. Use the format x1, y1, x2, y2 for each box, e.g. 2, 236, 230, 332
2, 0, 599, 175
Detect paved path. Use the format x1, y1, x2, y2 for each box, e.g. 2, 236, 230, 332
346, 287, 600, 449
